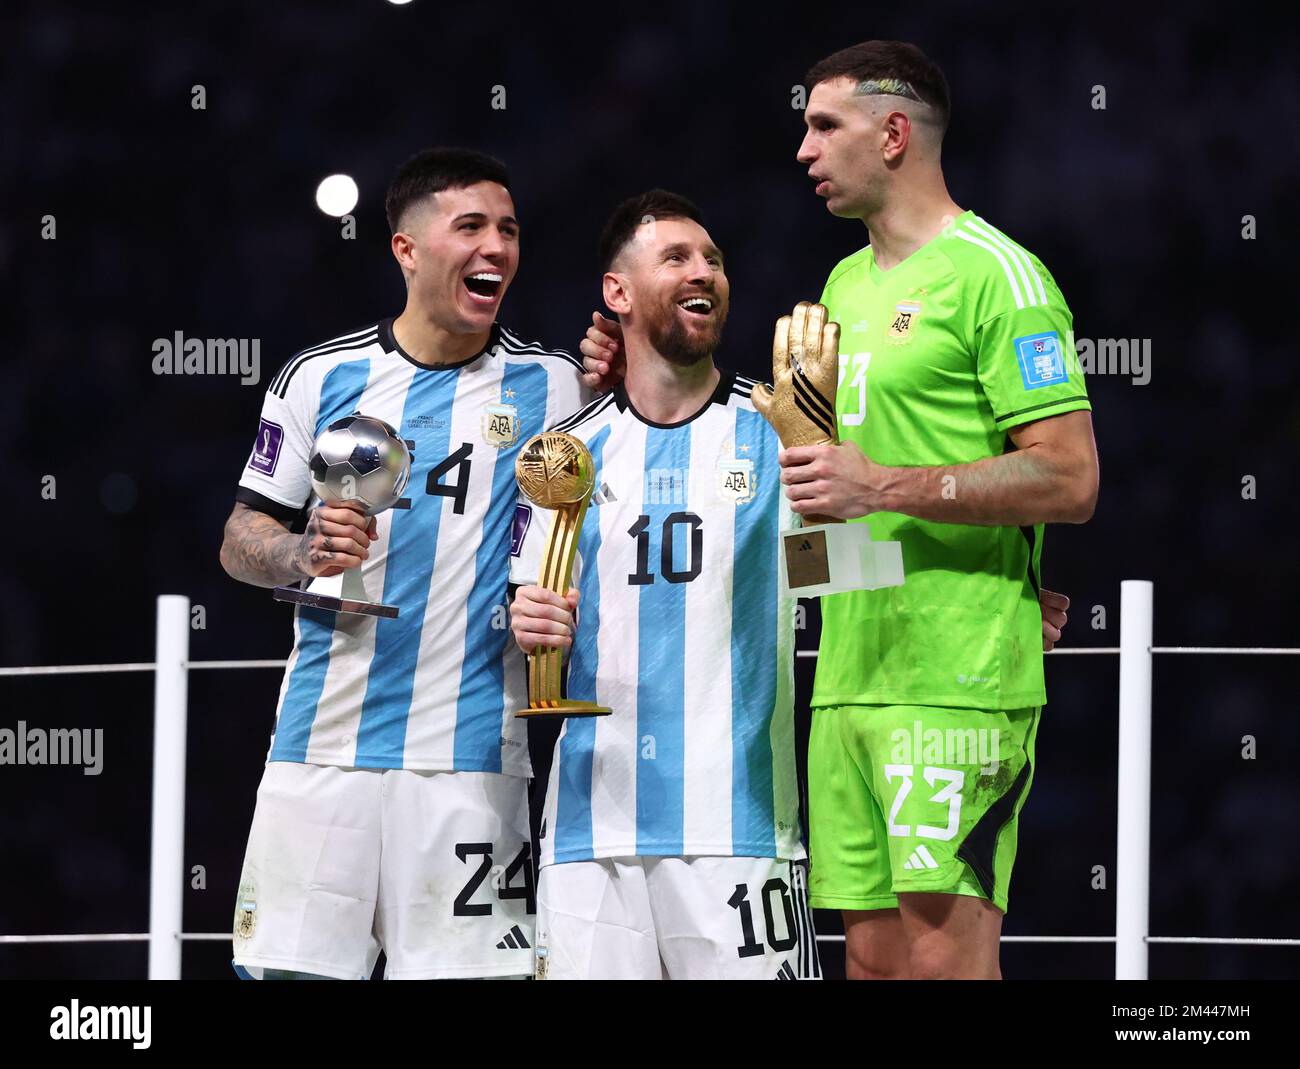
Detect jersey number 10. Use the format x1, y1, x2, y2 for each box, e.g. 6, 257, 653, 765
627, 512, 703, 586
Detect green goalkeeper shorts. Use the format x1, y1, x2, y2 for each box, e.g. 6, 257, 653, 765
807, 704, 1041, 914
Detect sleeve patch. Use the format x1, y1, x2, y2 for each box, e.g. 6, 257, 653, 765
247, 418, 285, 475
510, 503, 532, 557
1014, 330, 1068, 390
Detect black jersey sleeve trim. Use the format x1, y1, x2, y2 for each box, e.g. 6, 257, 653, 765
234, 486, 307, 525
992, 395, 1090, 427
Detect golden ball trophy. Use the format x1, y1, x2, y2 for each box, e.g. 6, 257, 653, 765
752, 301, 904, 597
514, 431, 612, 718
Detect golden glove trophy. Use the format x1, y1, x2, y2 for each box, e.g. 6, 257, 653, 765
514, 431, 612, 718
752, 301, 904, 597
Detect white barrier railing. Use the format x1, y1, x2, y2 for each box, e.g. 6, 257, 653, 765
1116, 580, 1153, 979
148, 595, 190, 982
1, 581, 1297, 979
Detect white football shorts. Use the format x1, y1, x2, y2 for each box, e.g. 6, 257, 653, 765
232, 761, 535, 979
536, 854, 820, 980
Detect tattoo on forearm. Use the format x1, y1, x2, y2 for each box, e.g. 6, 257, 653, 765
221, 504, 307, 588
300, 511, 336, 571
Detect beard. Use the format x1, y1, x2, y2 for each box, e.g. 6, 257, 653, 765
830, 167, 887, 220
645, 295, 728, 367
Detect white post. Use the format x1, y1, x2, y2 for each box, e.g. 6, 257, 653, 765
148, 595, 190, 980
1115, 580, 1153, 980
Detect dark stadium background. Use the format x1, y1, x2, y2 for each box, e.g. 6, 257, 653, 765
3, 0, 1297, 980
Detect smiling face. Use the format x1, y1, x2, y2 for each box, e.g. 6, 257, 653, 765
608, 216, 729, 367
392, 180, 519, 334
797, 77, 892, 219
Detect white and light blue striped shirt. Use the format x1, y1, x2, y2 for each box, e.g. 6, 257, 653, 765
510, 370, 803, 864
237, 318, 587, 774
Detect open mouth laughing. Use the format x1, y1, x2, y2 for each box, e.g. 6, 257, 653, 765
463, 270, 503, 304
676, 293, 716, 319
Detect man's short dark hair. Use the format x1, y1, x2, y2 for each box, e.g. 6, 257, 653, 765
806, 41, 951, 134
598, 189, 704, 274
385, 147, 511, 234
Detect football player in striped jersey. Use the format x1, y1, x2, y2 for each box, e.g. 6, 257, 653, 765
219, 147, 588, 979
510, 191, 820, 979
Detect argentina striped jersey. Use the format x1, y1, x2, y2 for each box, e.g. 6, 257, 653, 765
236, 318, 587, 773
509, 370, 803, 864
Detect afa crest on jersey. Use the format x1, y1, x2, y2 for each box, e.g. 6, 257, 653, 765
234, 882, 257, 939
481, 402, 520, 447
717, 457, 755, 504
889, 299, 921, 341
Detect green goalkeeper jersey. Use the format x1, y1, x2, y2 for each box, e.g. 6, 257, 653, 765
813, 210, 1091, 711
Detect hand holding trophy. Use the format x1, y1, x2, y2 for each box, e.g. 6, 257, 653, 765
514, 431, 611, 718
273, 414, 411, 618
752, 302, 904, 597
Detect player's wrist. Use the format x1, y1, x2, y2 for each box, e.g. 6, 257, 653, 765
867, 463, 911, 515
286, 532, 315, 581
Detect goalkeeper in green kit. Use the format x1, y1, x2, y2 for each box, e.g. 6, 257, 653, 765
782, 41, 1099, 979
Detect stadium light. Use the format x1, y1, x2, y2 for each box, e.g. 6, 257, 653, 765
315, 174, 359, 217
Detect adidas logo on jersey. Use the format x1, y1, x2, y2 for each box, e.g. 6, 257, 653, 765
496, 925, 531, 950
902, 845, 939, 871
774, 961, 797, 980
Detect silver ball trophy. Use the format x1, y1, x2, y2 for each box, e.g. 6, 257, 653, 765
273, 414, 411, 618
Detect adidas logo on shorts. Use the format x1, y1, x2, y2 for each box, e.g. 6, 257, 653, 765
902, 845, 939, 870
496, 925, 531, 950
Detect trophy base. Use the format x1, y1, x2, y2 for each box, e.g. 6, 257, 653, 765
516, 700, 612, 719
273, 585, 399, 618
273, 569, 399, 618
779, 522, 904, 597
